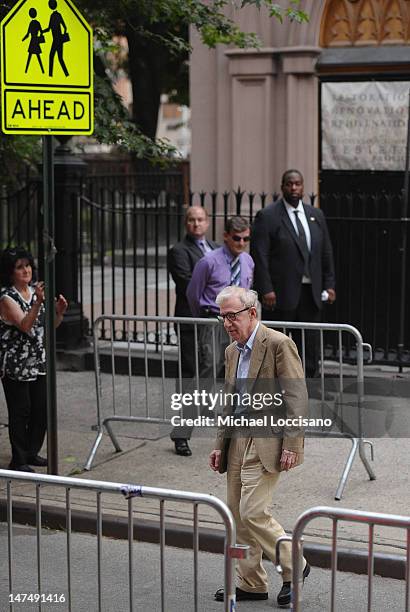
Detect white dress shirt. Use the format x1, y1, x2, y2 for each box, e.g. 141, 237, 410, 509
234, 322, 260, 415
284, 199, 311, 251
236, 322, 260, 379
284, 199, 312, 283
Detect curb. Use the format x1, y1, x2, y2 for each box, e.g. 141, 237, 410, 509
0, 499, 406, 581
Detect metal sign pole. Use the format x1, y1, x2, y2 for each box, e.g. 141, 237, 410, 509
2, 0, 93, 476
398, 90, 410, 372
43, 135, 58, 475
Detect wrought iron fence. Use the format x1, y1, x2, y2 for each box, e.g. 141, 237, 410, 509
77, 185, 408, 366
321, 191, 410, 365
77, 188, 287, 335
1, 170, 408, 366
82, 156, 190, 202
0, 176, 41, 258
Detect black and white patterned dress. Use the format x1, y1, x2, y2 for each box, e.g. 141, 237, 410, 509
0, 286, 46, 381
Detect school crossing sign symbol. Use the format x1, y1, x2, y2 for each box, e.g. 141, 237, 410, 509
1, 0, 93, 134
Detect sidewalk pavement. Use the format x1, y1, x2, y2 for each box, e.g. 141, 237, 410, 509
0, 369, 409, 580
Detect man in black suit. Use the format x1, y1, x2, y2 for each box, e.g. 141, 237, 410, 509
251, 169, 336, 378
168, 205, 218, 455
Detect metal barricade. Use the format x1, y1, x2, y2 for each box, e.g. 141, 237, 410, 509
85, 315, 375, 500
262, 321, 375, 501
276, 505, 410, 612
0, 469, 247, 612
85, 315, 222, 471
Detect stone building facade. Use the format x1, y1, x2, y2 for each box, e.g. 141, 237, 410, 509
190, 0, 410, 195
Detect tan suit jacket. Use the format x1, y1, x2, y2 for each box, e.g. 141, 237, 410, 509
215, 323, 308, 474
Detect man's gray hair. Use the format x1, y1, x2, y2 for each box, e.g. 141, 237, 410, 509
216, 286, 258, 308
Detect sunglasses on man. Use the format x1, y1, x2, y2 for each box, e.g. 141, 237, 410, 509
230, 235, 250, 242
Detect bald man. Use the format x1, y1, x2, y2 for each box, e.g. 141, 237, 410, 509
168, 206, 218, 456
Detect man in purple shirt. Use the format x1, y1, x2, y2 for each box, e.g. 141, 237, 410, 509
187, 216, 254, 380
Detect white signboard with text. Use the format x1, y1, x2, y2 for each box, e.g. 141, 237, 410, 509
321, 81, 409, 171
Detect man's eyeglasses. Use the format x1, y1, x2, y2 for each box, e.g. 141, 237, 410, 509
230, 235, 250, 242
217, 306, 251, 323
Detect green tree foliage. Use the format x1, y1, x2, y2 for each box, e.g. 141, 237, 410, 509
0, 0, 308, 171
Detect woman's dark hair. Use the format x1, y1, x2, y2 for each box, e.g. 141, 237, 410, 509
0, 247, 37, 287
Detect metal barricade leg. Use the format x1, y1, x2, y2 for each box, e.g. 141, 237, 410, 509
405, 528, 410, 611
359, 439, 376, 481
7, 481, 13, 612
276, 535, 304, 611
225, 544, 236, 612
84, 430, 104, 471
84, 419, 123, 471
104, 418, 123, 453
292, 539, 305, 612
334, 437, 358, 501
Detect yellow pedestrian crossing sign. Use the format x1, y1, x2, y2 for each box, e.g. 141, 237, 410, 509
1, 0, 93, 134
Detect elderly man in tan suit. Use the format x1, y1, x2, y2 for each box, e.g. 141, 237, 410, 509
209, 286, 310, 607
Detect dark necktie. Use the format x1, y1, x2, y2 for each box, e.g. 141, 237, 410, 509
199, 240, 207, 254
294, 210, 310, 277
230, 256, 241, 286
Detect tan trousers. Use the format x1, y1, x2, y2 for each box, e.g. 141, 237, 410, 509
227, 436, 301, 590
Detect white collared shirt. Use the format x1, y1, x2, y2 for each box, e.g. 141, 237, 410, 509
284, 199, 312, 251
236, 322, 260, 379
284, 199, 312, 283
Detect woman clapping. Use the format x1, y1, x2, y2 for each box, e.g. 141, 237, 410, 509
0, 247, 67, 471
